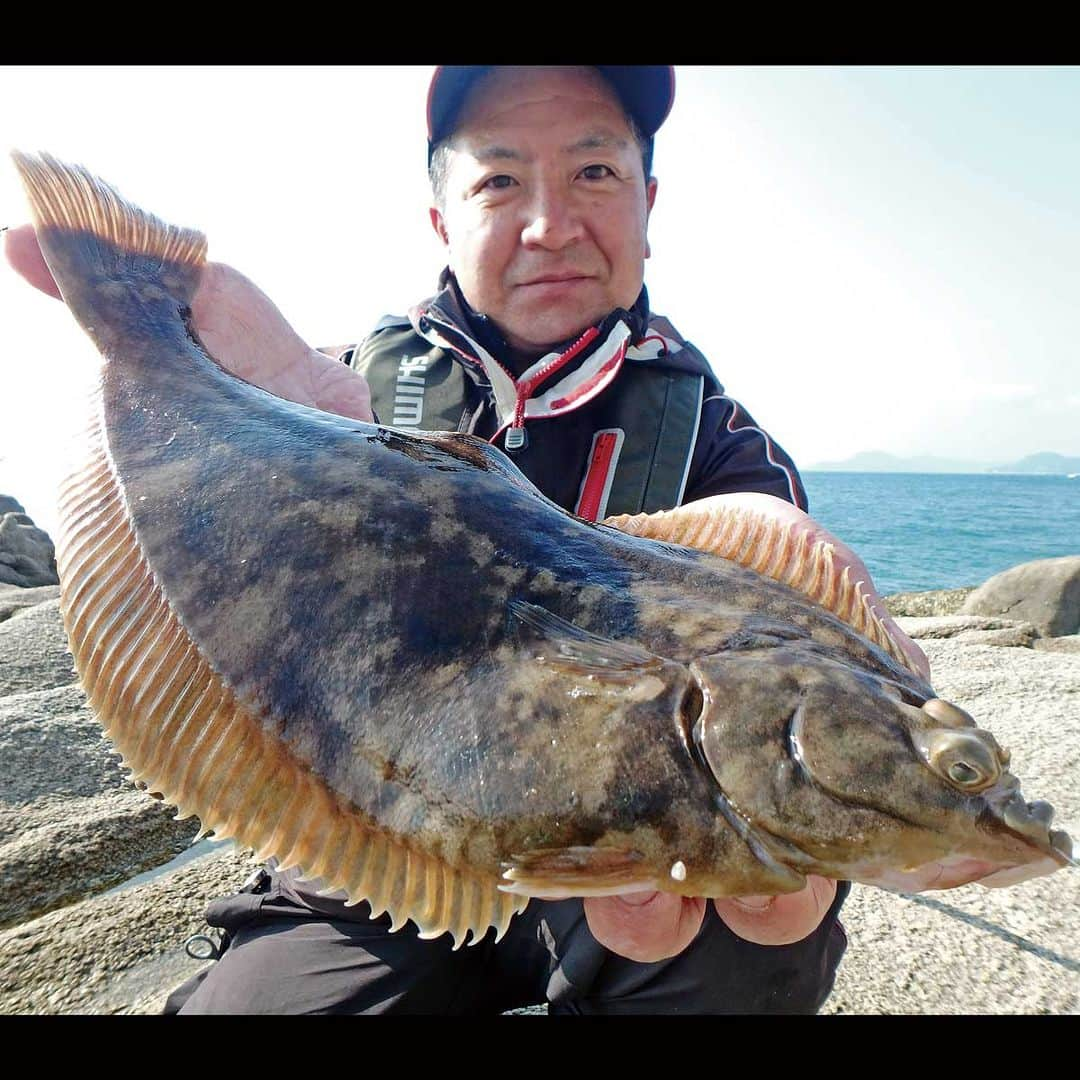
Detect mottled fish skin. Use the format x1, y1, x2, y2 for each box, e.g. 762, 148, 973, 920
16, 152, 1072, 927
96, 337, 956, 891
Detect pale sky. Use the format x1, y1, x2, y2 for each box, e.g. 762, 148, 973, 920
2, 65, 1078, 539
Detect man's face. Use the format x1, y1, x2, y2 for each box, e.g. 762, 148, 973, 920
430, 67, 658, 356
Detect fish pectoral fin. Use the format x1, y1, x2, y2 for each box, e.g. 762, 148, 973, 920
499, 846, 656, 898
508, 600, 664, 680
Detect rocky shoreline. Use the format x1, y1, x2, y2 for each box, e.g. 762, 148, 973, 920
1, 501, 1077, 1013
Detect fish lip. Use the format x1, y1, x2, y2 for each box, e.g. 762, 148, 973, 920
983, 785, 1075, 867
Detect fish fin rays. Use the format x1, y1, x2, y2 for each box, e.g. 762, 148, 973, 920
606, 503, 915, 674
499, 846, 656, 898
509, 599, 665, 680
12, 150, 207, 283
59, 414, 524, 952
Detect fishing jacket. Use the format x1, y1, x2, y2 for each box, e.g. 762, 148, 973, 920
337, 272, 808, 519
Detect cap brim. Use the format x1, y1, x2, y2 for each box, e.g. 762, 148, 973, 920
427, 65, 675, 150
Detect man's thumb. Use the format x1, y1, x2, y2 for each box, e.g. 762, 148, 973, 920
3, 223, 63, 300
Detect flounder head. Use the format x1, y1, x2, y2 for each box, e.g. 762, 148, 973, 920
688, 645, 1073, 892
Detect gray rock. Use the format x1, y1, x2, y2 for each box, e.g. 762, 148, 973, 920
0, 684, 118, 804
1033, 635, 1080, 655
0, 682, 200, 928
954, 624, 1041, 649
0, 842, 252, 1014
0, 508, 59, 588
894, 614, 1040, 641
0, 790, 199, 930
883, 588, 975, 618
0, 599, 74, 696
0, 496, 26, 516
0, 583, 61, 623
961, 555, 1080, 637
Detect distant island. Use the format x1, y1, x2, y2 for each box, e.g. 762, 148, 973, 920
807, 451, 1080, 475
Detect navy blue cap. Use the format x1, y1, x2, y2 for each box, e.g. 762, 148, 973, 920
426, 66, 676, 163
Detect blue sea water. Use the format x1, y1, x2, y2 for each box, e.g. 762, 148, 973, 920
800, 472, 1080, 595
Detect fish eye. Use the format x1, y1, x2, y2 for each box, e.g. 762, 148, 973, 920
947, 761, 982, 786
911, 727, 1003, 794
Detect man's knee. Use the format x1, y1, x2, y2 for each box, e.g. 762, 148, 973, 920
164, 868, 501, 1014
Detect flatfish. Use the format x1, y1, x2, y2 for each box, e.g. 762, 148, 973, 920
12, 151, 1073, 948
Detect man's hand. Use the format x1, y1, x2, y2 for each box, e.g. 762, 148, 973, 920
3, 222, 63, 300
583, 876, 838, 962
3, 224, 374, 423
191, 261, 374, 421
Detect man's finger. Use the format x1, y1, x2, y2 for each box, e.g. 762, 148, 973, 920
713, 876, 837, 946
584, 892, 706, 963
881, 612, 932, 681
2, 223, 62, 300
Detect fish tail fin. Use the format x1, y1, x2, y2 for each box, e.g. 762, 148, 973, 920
11, 150, 207, 316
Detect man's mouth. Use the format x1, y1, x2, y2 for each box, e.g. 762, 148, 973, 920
518, 273, 591, 286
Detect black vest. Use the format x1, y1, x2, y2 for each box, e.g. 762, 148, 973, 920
347, 319, 714, 520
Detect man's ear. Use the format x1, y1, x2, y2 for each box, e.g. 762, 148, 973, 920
644, 177, 658, 259
429, 206, 450, 248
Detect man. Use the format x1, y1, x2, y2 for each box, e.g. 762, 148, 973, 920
4, 66, 930, 1014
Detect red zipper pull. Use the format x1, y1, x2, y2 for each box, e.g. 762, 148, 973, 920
501, 326, 602, 454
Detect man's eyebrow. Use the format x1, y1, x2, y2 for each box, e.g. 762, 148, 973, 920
564, 132, 630, 154
471, 145, 525, 163
467, 133, 630, 163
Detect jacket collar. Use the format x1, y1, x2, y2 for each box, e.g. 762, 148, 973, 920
421, 269, 651, 373
408, 271, 656, 438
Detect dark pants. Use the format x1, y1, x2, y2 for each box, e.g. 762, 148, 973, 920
163, 865, 849, 1015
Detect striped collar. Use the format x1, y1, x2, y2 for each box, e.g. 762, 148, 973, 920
408, 273, 672, 448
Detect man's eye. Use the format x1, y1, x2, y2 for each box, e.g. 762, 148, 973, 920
580, 164, 615, 180
482, 174, 516, 191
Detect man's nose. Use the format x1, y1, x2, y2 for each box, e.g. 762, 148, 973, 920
520, 186, 586, 249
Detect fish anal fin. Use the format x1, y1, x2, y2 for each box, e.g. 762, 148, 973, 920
60, 416, 525, 951
509, 599, 664, 681
499, 846, 656, 898
606, 502, 915, 674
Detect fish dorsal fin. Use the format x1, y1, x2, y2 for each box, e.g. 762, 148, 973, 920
509, 599, 664, 679
606, 503, 914, 673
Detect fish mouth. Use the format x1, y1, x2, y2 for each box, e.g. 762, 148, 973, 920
985, 785, 1075, 869
853, 853, 1065, 893
883, 787, 1078, 892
